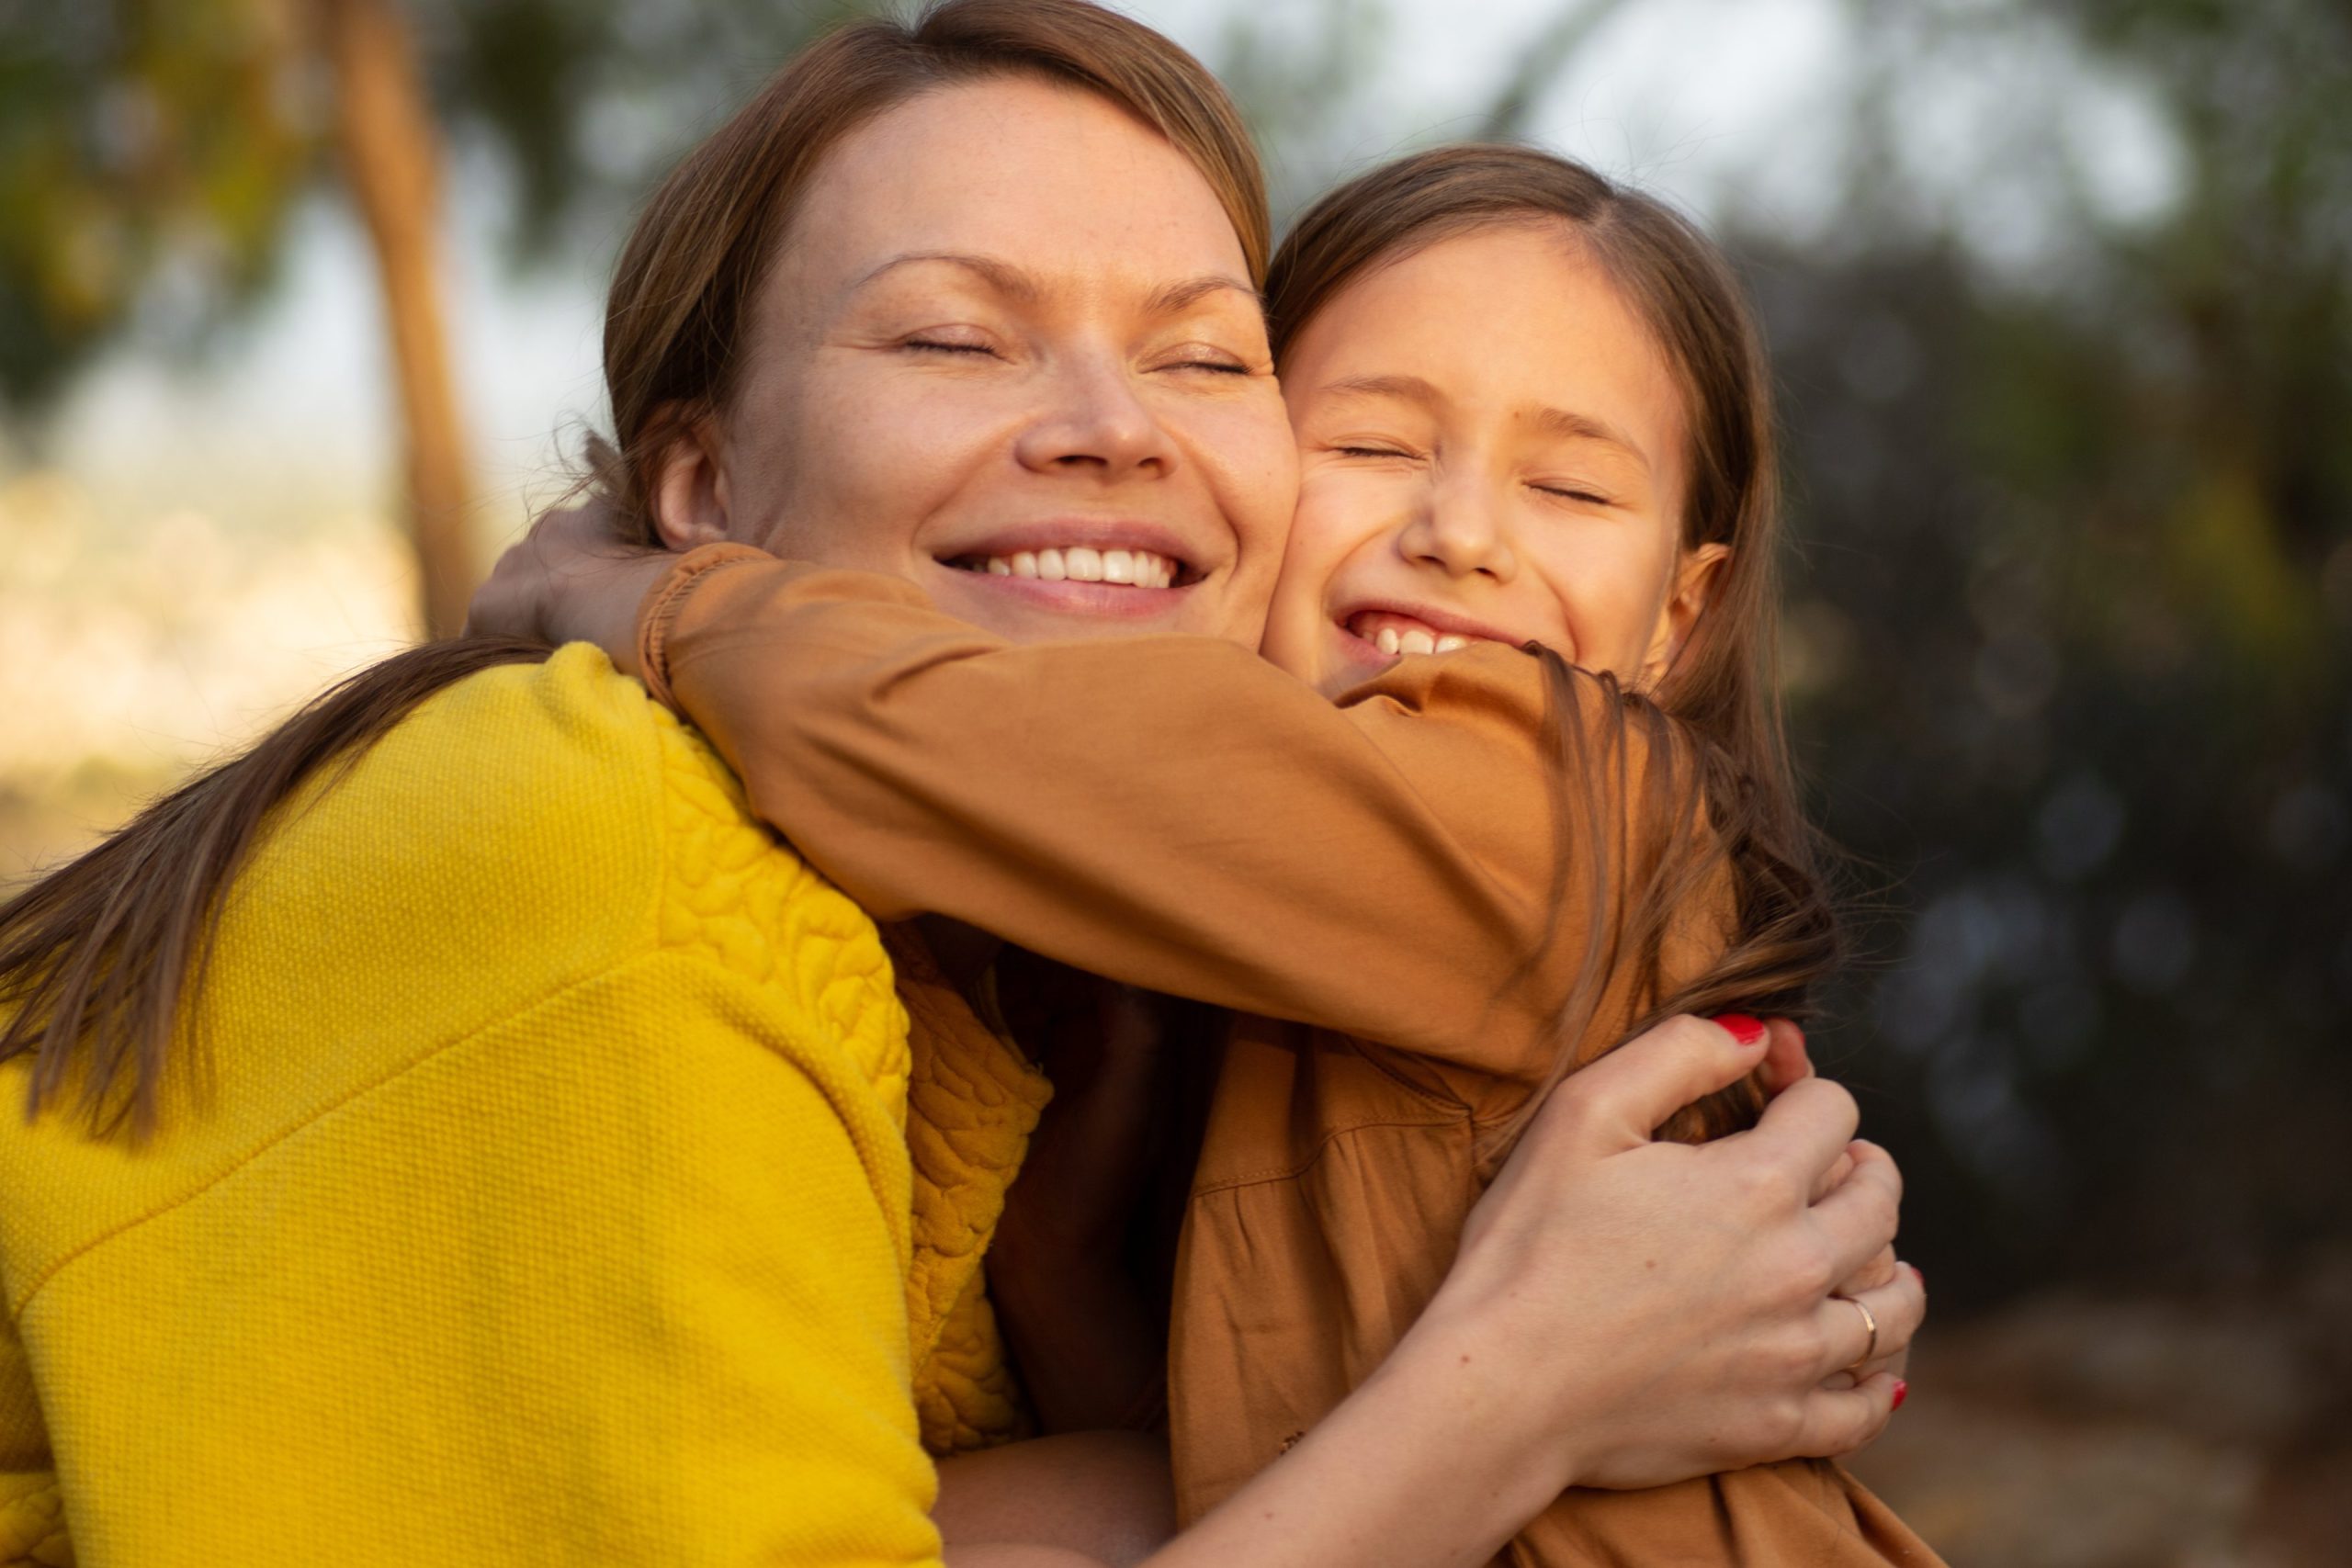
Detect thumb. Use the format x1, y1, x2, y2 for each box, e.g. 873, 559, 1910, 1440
1533, 1013, 1770, 1157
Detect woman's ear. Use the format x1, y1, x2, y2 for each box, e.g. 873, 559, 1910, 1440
648, 407, 734, 552
1643, 542, 1732, 686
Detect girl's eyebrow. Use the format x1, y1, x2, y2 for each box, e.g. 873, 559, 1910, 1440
1319, 372, 1442, 405
1528, 404, 1649, 469
1319, 373, 1649, 468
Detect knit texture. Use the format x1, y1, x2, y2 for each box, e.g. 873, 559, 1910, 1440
885, 931, 1050, 1455
0, 646, 1027, 1566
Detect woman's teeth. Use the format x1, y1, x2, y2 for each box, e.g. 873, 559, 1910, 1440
975, 547, 1179, 588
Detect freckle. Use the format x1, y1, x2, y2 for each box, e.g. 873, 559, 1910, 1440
1460, 1353, 1472, 1365
1645, 1258, 1658, 1270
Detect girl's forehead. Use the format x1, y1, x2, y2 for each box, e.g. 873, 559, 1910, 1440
1284, 226, 1687, 461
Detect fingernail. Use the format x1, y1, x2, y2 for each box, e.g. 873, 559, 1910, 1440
1911, 1263, 1926, 1292
1892, 1381, 1909, 1412
1711, 1012, 1766, 1047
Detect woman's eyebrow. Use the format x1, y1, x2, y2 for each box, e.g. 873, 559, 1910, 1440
853, 251, 1041, 300
851, 252, 1261, 317
1144, 274, 1265, 316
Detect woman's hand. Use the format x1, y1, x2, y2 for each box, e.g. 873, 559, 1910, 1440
465, 494, 675, 670
1153, 1013, 1921, 1568
1434, 1013, 1917, 1492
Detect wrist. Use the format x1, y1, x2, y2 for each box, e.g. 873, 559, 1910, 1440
1388, 1292, 1595, 1500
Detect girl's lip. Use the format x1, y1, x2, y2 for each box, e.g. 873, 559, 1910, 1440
1330, 598, 1523, 646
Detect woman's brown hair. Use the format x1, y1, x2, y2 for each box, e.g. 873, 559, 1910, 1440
0, 0, 1269, 1135
1267, 144, 1838, 1148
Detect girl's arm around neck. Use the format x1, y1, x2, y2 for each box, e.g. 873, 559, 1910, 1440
640, 548, 1661, 1081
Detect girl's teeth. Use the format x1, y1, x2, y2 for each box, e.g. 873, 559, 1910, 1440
1398, 628, 1438, 655
1012, 551, 1039, 579
1102, 549, 1135, 584
1064, 547, 1103, 582
1037, 548, 1067, 581
986, 558, 1012, 576
1375, 626, 1401, 656
1434, 634, 1469, 653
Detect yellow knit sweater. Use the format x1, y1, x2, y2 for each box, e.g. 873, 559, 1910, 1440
0, 645, 1046, 1566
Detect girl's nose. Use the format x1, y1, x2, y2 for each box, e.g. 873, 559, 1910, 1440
1012, 353, 1180, 482
1399, 470, 1517, 582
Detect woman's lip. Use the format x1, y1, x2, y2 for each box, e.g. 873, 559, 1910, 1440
929, 559, 1191, 620
936, 518, 1208, 570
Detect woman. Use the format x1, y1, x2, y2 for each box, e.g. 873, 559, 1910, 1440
0, 5, 1910, 1565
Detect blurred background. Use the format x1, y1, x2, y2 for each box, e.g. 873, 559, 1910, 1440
1, 0, 2346, 1560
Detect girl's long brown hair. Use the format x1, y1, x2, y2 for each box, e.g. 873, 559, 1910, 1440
1267, 145, 1838, 1150
0, 0, 1269, 1137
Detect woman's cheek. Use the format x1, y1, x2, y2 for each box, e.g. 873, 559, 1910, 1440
1192, 390, 1302, 550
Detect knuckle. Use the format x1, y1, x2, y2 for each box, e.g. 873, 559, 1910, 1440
1649, 1012, 1714, 1063
1759, 1393, 1809, 1456
1787, 1235, 1841, 1302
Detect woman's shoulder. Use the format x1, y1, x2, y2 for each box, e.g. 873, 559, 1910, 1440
232, 642, 907, 1096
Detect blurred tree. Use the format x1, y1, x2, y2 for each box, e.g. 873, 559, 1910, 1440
318, 0, 472, 636
0, 0, 874, 637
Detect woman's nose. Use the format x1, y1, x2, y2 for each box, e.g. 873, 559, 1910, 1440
1400, 472, 1518, 581
1012, 355, 1179, 481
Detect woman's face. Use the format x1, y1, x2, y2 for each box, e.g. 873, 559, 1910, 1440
1261, 222, 1725, 699
669, 75, 1297, 648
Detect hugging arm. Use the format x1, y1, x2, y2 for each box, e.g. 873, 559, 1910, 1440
637, 547, 1634, 1079
933, 1019, 1917, 1568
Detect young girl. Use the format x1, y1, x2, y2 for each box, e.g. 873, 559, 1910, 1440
489, 144, 1934, 1562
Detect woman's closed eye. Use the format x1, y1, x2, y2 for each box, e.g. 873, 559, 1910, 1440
1148, 339, 1261, 377
903, 333, 1001, 359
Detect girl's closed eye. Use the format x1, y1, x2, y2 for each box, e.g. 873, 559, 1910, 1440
1531, 480, 1615, 506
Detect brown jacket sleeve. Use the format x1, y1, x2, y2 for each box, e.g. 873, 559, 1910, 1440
639, 547, 1674, 1082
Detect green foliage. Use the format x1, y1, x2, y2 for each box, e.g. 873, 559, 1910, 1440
0, 0, 875, 417
0, 0, 311, 409
1761, 0, 2352, 1303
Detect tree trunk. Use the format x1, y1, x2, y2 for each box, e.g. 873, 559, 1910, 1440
316, 0, 476, 639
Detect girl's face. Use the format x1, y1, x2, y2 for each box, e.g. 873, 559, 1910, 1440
665, 75, 1298, 649
1261, 222, 1726, 699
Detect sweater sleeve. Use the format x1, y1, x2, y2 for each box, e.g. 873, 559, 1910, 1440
641, 550, 1678, 1081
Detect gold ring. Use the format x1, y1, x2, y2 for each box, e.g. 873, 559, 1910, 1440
1837, 1293, 1880, 1369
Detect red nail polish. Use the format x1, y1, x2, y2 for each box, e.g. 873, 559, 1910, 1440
1711, 1012, 1766, 1047
1892, 1381, 1909, 1412
1911, 1263, 1926, 1292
